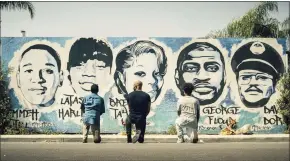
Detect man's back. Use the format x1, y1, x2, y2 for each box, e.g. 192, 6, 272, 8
82, 93, 105, 124
127, 91, 151, 117
177, 96, 199, 123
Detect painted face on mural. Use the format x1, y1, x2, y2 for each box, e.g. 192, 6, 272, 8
114, 40, 167, 102
124, 54, 164, 98
67, 38, 113, 97
17, 44, 63, 107
231, 41, 285, 108
175, 42, 225, 105
238, 69, 274, 106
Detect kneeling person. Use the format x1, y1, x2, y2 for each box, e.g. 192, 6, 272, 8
126, 80, 151, 143
176, 83, 200, 143
81, 84, 105, 143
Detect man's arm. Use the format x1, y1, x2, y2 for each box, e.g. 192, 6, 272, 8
81, 101, 85, 114
124, 94, 129, 104
177, 101, 181, 116
177, 108, 181, 116
100, 98, 105, 115
146, 102, 151, 116
196, 100, 200, 123
146, 95, 151, 116
125, 94, 130, 110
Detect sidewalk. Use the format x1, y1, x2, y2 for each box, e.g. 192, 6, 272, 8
1, 134, 289, 143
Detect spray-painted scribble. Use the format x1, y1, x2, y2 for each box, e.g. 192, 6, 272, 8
175, 41, 226, 106
231, 41, 285, 108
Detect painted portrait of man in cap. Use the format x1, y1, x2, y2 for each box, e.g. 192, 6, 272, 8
231, 41, 285, 108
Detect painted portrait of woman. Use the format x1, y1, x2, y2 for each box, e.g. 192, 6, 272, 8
114, 40, 168, 103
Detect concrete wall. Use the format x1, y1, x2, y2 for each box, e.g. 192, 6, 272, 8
1, 37, 288, 134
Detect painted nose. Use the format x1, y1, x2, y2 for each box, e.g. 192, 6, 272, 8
195, 68, 210, 81
249, 76, 259, 85
31, 70, 46, 84
147, 75, 156, 86
82, 61, 95, 77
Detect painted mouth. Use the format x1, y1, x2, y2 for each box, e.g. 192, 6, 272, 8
147, 90, 156, 95
146, 90, 157, 99
79, 82, 94, 91
245, 88, 262, 94
28, 87, 47, 95
246, 91, 261, 95
193, 83, 214, 95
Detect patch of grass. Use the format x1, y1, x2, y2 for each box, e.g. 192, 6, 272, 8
167, 124, 177, 135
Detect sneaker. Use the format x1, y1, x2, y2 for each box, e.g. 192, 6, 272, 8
177, 136, 184, 143
138, 135, 144, 143
127, 135, 132, 143
94, 130, 101, 143
189, 134, 198, 143
83, 138, 88, 143
192, 138, 198, 143
189, 132, 198, 143
132, 130, 141, 143
177, 138, 184, 143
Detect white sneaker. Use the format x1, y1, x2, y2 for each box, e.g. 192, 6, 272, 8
177, 137, 185, 143
132, 130, 141, 143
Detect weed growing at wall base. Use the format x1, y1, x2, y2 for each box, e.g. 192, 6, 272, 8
0, 65, 33, 135
276, 69, 290, 133
167, 124, 177, 135
0, 65, 13, 134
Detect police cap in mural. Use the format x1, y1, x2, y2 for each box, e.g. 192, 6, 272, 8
231, 41, 284, 81
231, 41, 285, 108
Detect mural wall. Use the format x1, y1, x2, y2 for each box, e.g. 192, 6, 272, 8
1, 37, 288, 134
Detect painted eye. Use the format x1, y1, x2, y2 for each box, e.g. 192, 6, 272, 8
241, 75, 251, 80
96, 65, 105, 69
183, 65, 198, 72
45, 69, 53, 74
257, 75, 269, 80
76, 62, 85, 70
154, 72, 162, 77
206, 65, 219, 72
76, 66, 83, 70
135, 71, 146, 77
25, 69, 33, 73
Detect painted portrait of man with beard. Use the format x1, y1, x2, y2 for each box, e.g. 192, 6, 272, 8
175, 42, 226, 106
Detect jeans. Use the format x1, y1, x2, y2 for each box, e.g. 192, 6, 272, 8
126, 115, 146, 142
82, 123, 100, 140
175, 118, 198, 141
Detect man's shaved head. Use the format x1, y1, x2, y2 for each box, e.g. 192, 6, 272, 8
133, 80, 143, 91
